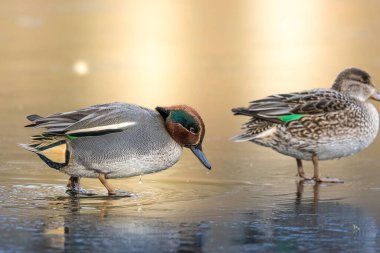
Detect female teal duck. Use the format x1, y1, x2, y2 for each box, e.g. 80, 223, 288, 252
21, 103, 211, 195
232, 68, 380, 183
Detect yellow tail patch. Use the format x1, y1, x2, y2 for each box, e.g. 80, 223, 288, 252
39, 143, 67, 164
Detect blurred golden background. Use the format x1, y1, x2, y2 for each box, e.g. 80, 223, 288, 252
3, 1, 380, 140
2, 0, 380, 184
2, 1, 380, 124
2, 0, 380, 187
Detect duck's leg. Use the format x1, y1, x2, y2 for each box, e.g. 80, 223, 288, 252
66, 176, 80, 195
311, 155, 344, 183
296, 159, 312, 180
66, 176, 94, 195
98, 174, 117, 195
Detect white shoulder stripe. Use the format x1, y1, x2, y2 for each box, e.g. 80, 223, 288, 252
66, 122, 137, 134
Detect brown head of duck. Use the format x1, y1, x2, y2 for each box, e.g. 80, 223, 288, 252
332, 67, 380, 102
156, 105, 211, 170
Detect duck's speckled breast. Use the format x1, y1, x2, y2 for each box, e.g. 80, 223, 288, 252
63, 111, 183, 178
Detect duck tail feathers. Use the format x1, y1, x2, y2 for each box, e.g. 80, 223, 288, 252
232, 107, 253, 116
19, 144, 39, 153
26, 114, 43, 122
231, 134, 256, 142
19, 140, 69, 170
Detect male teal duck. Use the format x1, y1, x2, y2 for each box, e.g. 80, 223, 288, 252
20, 103, 211, 195
232, 68, 380, 183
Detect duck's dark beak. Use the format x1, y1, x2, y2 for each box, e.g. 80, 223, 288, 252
371, 91, 380, 101
189, 144, 211, 170
156, 107, 170, 120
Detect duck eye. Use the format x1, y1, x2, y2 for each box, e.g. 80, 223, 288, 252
189, 127, 196, 133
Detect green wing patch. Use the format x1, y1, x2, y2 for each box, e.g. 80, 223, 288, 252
66, 135, 77, 140
278, 114, 304, 122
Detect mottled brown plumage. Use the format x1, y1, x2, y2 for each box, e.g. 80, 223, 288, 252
232, 68, 380, 183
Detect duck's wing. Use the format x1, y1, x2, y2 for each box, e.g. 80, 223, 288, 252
232, 89, 350, 124
25, 102, 149, 138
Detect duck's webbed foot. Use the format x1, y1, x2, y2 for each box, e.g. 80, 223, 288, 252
66, 176, 80, 195
98, 174, 133, 196
98, 174, 117, 195
66, 176, 94, 196
313, 177, 344, 183
311, 155, 344, 183
299, 174, 313, 180
296, 159, 313, 180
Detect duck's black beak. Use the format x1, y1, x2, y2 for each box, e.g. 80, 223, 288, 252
189, 144, 211, 170
371, 91, 380, 101
156, 107, 170, 120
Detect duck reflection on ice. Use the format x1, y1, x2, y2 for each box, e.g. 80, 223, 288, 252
43, 183, 379, 253
227, 182, 378, 252
59, 197, 208, 253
